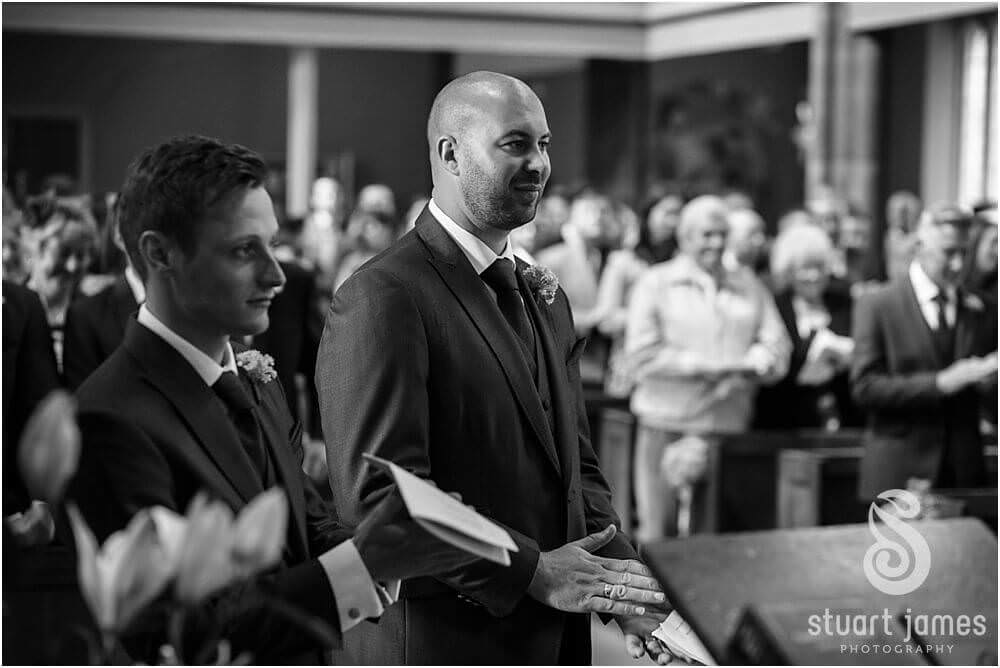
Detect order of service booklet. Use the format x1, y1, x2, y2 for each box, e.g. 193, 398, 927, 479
363, 453, 518, 566
653, 610, 715, 665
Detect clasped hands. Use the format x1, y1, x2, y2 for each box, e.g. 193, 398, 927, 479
528, 524, 676, 664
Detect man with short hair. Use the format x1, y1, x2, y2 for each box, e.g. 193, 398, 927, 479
624, 195, 790, 540
69, 135, 475, 663
852, 204, 998, 498
318, 72, 669, 665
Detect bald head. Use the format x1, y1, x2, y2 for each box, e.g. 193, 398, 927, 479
427, 71, 540, 149
424, 71, 552, 250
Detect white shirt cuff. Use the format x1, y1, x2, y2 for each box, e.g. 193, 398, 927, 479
317, 539, 385, 633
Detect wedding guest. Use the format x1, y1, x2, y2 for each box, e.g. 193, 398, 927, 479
594, 194, 681, 396
836, 205, 875, 287
318, 72, 670, 665
300, 176, 344, 279
852, 203, 998, 498
963, 202, 997, 300
725, 207, 769, 278
624, 195, 790, 540
68, 135, 476, 663
334, 210, 399, 291
753, 223, 861, 430
62, 217, 142, 390
530, 189, 571, 252
884, 190, 922, 282
23, 199, 97, 373
355, 183, 396, 220
536, 191, 623, 385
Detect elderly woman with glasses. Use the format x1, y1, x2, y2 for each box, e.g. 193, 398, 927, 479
753, 222, 862, 430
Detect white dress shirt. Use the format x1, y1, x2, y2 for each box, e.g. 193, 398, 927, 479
136, 305, 388, 632
123, 264, 146, 305
909, 261, 956, 329
428, 198, 517, 286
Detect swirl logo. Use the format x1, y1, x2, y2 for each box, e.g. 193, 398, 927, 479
863, 489, 931, 596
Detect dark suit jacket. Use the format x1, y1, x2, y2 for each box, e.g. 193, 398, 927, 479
317, 209, 638, 665
851, 276, 998, 498
252, 261, 322, 428
70, 322, 349, 663
2, 281, 62, 514
754, 288, 862, 430
63, 275, 138, 390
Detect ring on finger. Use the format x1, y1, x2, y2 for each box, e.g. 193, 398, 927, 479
603, 583, 613, 597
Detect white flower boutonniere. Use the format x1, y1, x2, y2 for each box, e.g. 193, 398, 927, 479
236, 350, 277, 384
522, 265, 559, 305
962, 293, 984, 311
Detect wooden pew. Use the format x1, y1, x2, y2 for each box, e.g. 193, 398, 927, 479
593, 403, 866, 535
696, 431, 864, 533
777, 446, 999, 529
595, 408, 637, 532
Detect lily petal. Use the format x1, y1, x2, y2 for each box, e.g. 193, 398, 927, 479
18, 391, 80, 503
231, 488, 288, 576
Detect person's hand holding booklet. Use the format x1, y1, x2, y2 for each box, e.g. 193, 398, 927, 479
363, 453, 518, 566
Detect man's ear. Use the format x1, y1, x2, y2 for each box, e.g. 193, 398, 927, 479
136, 230, 176, 276
437, 136, 461, 177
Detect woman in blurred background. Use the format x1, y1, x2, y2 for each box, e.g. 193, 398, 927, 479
753, 222, 861, 430
23, 199, 97, 373
595, 192, 683, 396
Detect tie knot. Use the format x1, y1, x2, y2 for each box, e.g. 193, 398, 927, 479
213, 371, 254, 413
481, 259, 519, 293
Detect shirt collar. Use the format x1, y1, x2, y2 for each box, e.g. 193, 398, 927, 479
909, 260, 955, 304
123, 264, 146, 304
136, 304, 237, 386
428, 198, 515, 275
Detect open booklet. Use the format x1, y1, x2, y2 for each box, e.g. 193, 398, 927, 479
363, 453, 518, 566
653, 610, 715, 665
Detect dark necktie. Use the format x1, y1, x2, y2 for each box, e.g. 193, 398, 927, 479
932, 292, 951, 331
481, 259, 535, 358
931, 292, 956, 363
212, 371, 270, 485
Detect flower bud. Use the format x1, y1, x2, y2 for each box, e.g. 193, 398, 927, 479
18, 390, 80, 504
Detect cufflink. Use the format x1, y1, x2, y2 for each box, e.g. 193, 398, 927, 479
348, 608, 361, 619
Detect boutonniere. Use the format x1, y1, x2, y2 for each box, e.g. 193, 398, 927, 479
236, 350, 277, 384
522, 264, 559, 305
962, 293, 984, 311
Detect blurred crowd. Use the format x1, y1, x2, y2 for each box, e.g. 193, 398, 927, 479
3, 169, 998, 544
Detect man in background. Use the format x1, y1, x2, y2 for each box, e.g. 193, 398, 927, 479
852, 204, 998, 497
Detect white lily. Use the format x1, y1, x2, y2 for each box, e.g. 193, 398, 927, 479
67, 504, 178, 633
18, 390, 80, 503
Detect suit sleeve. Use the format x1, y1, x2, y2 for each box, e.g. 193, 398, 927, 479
68, 410, 344, 658
317, 268, 541, 617
557, 290, 637, 563
63, 299, 104, 390
850, 292, 944, 410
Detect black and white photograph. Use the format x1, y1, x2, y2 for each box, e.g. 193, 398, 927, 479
2, 2, 998, 665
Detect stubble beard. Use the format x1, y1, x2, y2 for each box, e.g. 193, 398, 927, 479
461, 163, 537, 233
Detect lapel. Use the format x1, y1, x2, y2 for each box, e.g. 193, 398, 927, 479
235, 362, 310, 559
415, 210, 562, 477
899, 274, 944, 367
518, 260, 576, 490
123, 322, 264, 508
